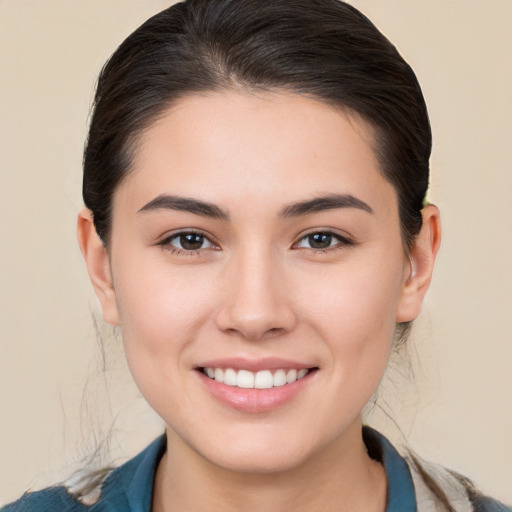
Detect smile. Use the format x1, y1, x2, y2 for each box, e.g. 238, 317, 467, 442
201, 367, 310, 389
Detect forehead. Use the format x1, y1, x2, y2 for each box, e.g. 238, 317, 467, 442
117, 90, 398, 218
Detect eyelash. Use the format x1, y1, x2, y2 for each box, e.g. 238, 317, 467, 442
294, 231, 354, 253
157, 230, 217, 256
157, 230, 354, 256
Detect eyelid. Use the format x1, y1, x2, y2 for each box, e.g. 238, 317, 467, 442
155, 228, 354, 255
157, 229, 219, 253
292, 229, 354, 251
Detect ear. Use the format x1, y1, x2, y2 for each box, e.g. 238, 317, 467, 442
396, 204, 441, 323
77, 208, 120, 326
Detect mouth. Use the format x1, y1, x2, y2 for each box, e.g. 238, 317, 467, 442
199, 367, 315, 389
195, 363, 319, 413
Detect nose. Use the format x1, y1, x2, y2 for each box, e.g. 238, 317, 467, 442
214, 248, 297, 341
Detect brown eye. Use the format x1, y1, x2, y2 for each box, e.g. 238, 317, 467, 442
179, 233, 206, 250
308, 233, 334, 249
161, 231, 215, 252
295, 231, 352, 251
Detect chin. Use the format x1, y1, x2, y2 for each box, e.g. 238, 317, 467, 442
184, 421, 335, 475
206, 443, 311, 475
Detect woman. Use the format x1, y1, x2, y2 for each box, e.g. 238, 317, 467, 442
2, 0, 510, 510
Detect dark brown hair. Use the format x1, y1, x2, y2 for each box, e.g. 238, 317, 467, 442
83, 0, 430, 250
77, 2, 501, 508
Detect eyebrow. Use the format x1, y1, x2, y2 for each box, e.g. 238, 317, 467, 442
280, 194, 374, 217
137, 193, 373, 220
137, 194, 230, 220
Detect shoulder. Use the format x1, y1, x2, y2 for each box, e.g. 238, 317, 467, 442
470, 494, 511, 512
1, 435, 167, 512
1, 487, 86, 512
363, 426, 511, 512
405, 449, 511, 512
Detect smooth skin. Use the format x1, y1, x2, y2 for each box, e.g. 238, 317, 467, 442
78, 91, 441, 512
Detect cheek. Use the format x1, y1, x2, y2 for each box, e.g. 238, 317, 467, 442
111, 257, 217, 387
115, 247, 213, 328
303, 254, 403, 336
299, 249, 404, 385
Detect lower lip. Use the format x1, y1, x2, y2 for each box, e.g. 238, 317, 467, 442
197, 370, 316, 413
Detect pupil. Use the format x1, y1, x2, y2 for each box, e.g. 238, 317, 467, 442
181, 233, 203, 250
309, 233, 332, 249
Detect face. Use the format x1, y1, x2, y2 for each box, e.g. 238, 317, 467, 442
103, 91, 414, 473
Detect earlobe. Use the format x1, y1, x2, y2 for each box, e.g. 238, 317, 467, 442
77, 209, 120, 326
396, 204, 441, 323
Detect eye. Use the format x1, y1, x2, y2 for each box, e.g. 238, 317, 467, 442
295, 231, 352, 251
159, 231, 215, 253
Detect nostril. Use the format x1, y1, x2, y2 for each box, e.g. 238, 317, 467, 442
224, 326, 288, 342
214, 280, 298, 339
265, 327, 288, 337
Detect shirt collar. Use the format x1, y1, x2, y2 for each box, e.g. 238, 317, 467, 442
110, 428, 416, 512
363, 426, 417, 512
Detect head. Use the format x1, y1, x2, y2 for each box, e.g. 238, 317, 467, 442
78, 0, 440, 473
84, 0, 431, 249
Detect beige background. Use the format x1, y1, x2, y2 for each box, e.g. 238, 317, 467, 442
1, 0, 511, 506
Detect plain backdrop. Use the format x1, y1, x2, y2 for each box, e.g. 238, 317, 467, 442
1, 0, 511, 505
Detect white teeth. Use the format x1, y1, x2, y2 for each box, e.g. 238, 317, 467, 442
286, 369, 297, 383
255, 370, 273, 389
224, 368, 237, 386
273, 369, 287, 387
298, 368, 308, 379
203, 367, 311, 389
237, 370, 255, 388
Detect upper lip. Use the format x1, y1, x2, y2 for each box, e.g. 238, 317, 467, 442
196, 357, 316, 372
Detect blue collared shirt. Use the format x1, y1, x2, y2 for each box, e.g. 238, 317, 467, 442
3, 428, 509, 511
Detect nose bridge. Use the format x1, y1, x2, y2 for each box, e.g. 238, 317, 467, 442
215, 242, 295, 340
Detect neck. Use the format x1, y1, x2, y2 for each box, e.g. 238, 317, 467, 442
152, 420, 387, 512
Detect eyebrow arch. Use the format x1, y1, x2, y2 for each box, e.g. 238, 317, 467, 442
280, 194, 374, 217
137, 194, 230, 220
